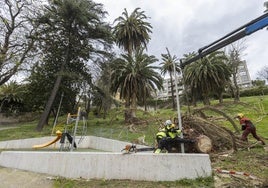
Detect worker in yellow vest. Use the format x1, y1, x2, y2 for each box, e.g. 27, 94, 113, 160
154, 120, 181, 153
154, 119, 195, 153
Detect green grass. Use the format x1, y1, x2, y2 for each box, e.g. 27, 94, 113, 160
1, 95, 268, 187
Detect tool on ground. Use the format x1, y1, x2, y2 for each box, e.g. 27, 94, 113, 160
121, 144, 155, 154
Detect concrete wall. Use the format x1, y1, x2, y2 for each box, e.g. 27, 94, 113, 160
0, 136, 149, 151
0, 137, 58, 149
0, 151, 211, 181
0, 136, 212, 181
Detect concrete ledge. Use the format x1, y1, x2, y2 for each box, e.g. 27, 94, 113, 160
0, 136, 212, 181
0, 136, 148, 151
0, 137, 57, 149
0, 151, 211, 181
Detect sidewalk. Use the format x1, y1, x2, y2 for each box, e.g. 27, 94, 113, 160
0, 166, 54, 188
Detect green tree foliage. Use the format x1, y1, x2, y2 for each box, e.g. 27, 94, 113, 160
0, 82, 24, 113
34, 0, 113, 131
251, 80, 266, 87
160, 48, 181, 110
92, 57, 116, 119
184, 51, 230, 105
113, 8, 152, 55
112, 8, 153, 121
110, 47, 162, 121
182, 52, 198, 106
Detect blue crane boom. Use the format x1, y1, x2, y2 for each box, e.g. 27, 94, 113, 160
180, 12, 268, 68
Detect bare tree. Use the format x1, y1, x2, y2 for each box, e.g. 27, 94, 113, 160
226, 41, 247, 102
0, 0, 37, 86
257, 66, 268, 82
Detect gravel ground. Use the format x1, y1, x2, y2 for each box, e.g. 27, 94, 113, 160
0, 167, 54, 188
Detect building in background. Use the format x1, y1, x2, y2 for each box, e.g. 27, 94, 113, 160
236, 61, 252, 88
156, 61, 252, 100
156, 76, 184, 100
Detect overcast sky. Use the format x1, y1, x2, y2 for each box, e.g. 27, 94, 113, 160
97, 0, 268, 80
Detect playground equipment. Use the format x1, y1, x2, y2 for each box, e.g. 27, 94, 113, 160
32, 130, 62, 149
58, 107, 88, 151
32, 107, 88, 151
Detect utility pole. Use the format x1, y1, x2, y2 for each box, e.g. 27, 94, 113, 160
173, 62, 185, 153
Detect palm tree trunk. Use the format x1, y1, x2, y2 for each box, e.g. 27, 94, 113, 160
169, 72, 176, 110
124, 95, 131, 122
202, 92, 211, 106
130, 92, 137, 118
218, 93, 223, 103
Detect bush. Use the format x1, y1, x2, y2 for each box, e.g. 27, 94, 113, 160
240, 86, 268, 97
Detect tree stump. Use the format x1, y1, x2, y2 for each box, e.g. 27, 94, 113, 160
195, 135, 212, 153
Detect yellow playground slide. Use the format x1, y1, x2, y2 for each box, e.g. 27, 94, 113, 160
32, 130, 62, 149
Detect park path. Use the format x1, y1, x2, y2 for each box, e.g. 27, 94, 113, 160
0, 167, 54, 188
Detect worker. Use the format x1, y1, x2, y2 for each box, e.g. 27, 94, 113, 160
236, 113, 265, 145
154, 120, 194, 153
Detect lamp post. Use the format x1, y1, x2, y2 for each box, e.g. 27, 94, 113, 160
172, 62, 185, 153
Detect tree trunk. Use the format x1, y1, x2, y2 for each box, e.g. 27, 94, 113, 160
36, 71, 63, 131
130, 92, 137, 118
169, 72, 176, 110
195, 135, 212, 153
218, 91, 223, 103
202, 93, 210, 106
36, 47, 70, 131
232, 74, 240, 102
124, 95, 131, 122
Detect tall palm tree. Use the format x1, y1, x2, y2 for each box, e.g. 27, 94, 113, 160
113, 8, 152, 55
110, 47, 162, 121
184, 51, 230, 105
160, 48, 181, 110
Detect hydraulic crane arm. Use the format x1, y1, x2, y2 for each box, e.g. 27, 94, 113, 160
180, 12, 268, 68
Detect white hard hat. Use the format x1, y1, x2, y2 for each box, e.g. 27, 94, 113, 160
165, 120, 172, 126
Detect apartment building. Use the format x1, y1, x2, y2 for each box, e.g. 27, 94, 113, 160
236, 60, 252, 88
156, 61, 252, 100
156, 76, 184, 100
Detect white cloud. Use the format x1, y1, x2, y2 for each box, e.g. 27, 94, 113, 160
98, 0, 268, 79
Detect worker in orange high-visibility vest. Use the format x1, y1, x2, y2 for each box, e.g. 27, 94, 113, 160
236, 113, 265, 145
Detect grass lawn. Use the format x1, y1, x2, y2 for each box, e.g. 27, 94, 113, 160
0, 95, 267, 187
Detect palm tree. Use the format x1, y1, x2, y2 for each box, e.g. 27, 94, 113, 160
110, 47, 162, 121
184, 51, 230, 105
113, 8, 152, 55
0, 81, 23, 113
160, 48, 181, 110
182, 52, 198, 106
